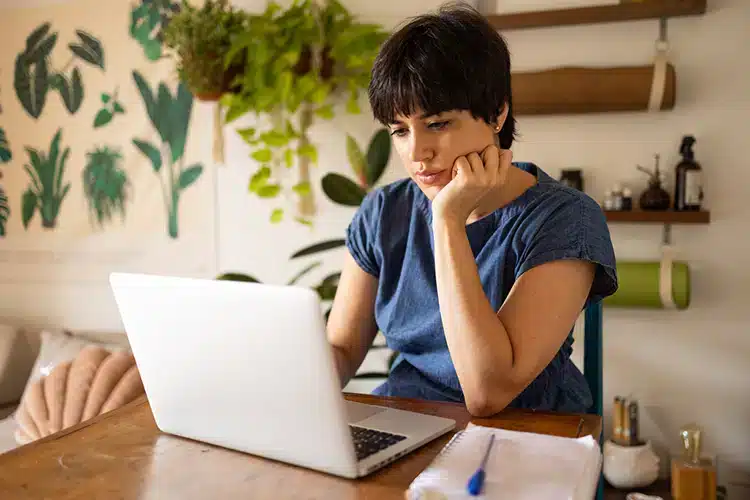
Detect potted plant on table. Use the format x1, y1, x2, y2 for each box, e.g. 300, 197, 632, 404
220, 0, 388, 224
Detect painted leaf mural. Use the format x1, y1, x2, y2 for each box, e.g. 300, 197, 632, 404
131, 70, 202, 239
0, 128, 11, 163
0, 174, 9, 237
82, 145, 130, 228
93, 89, 126, 128
21, 128, 72, 229
129, 0, 181, 61
14, 23, 104, 118
68, 30, 105, 69
14, 23, 53, 119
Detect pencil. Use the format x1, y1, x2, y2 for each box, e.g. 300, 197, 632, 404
575, 417, 585, 438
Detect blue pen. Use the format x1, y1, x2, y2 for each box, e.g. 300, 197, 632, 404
467, 433, 495, 496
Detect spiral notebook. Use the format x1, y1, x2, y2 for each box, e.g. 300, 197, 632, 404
405, 423, 602, 500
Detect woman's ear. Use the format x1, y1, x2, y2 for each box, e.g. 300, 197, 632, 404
495, 103, 509, 132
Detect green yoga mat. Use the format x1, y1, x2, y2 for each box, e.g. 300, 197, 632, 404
605, 260, 690, 309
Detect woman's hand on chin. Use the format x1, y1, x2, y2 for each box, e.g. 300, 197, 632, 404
431, 145, 512, 225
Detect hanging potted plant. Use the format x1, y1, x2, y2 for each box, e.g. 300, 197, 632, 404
163, 0, 248, 101
220, 0, 388, 225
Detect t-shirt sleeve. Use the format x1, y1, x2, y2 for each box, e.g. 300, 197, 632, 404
345, 189, 384, 278
516, 193, 618, 304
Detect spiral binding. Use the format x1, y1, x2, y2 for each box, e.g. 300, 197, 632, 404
423, 429, 467, 469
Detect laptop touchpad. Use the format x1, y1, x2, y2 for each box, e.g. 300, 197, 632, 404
345, 401, 387, 424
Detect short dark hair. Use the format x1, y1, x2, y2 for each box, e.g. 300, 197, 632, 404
368, 2, 517, 149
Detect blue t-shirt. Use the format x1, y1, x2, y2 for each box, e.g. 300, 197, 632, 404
345, 162, 618, 413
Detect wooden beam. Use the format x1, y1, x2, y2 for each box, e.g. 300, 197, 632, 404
604, 210, 710, 224
486, 0, 707, 31
512, 65, 676, 115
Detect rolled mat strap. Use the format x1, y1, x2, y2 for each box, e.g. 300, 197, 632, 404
659, 245, 676, 309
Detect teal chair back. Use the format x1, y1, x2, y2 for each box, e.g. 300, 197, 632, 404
583, 300, 605, 500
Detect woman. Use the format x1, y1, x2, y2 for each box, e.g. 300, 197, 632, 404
326, 3, 617, 417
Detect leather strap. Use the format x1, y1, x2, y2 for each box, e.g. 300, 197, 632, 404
659, 244, 676, 309
648, 40, 669, 112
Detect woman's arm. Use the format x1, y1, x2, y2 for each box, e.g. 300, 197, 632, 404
432, 216, 595, 417
326, 251, 380, 388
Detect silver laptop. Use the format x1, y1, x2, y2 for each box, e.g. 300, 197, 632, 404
109, 272, 456, 478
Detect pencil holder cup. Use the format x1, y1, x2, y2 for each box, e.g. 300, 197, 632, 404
603, 439, 660, 489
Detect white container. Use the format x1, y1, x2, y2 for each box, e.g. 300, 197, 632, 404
603, 439, 660, 489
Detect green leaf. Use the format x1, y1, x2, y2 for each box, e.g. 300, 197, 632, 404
168, 82, 193, 163
290, 239, 346, 259
21, 189, 37, 229
346, 135, 366, 184
295, 217, 313, 226
14, 54, 48, 119
314, 104, 334, 120
236, 127, 256, 143
270, 208, 283, 224
25, 23, 51, 54
286, 261, 320, 285
113, 101, 125, 114
257, 184, 281, 198
132, 139, 162, 172
260, 129, 289, 148
292, 182, 310, 195
284, 148, 294, 168
101, 92, 110, 104
321, 173, 366, 206
178, 164, 203, 190
297, 144, 317, 164
248, 166, 271, 193
365, 129, 391, 186
0, 129, 11, 163
93, 109, 112, 128
251, 149, 272, 163
132, 71, 158, 131
216, 272, 260, 283
59, 69, 84, 114
26, 33, 58, 62
315, 272, 341, 301
69, 30, 104, 69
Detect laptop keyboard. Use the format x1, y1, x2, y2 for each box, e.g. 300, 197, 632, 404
349, 425, 407, 461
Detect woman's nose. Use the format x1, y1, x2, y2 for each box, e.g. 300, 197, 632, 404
408, 133, 434, 163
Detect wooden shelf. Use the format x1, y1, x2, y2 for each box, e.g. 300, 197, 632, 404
486, 0, 706, 31
604, 209, 710, 224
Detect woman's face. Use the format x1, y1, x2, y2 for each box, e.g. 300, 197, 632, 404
388, 108, 505, 199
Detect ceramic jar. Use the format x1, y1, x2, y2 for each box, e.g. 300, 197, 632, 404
603, 439, 660, 489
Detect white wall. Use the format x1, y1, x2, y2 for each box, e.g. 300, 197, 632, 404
1, 0, 748, 493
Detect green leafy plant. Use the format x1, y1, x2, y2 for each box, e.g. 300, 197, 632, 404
14, 23, 104, 119
131, 70, 203, 239
322, 128, 390, 206
0, 173, 9, 237
163, 0, 248, 100
0, 128, 11, 163
82, 146, 130, 228
130, 0, 181, 62
287, 128, 391, 308
220, 0, 388, 224
21, 128, 72, 229
93, 88, 126, 128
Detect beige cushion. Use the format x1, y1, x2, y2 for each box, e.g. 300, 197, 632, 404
0, 325, 34, 405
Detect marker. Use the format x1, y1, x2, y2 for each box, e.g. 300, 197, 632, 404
467, 434, 495, 496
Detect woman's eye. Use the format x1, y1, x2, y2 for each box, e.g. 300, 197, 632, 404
390, 128, 407, 137
428, 121, 449, 130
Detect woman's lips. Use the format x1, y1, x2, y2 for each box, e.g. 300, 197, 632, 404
416, 169, 449, 186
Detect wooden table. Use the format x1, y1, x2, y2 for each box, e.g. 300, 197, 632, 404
0, 393, 601, 499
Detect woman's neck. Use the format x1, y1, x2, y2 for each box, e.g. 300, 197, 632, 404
466, 165, 538, 225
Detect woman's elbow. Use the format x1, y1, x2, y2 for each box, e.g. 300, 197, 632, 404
463, 388, 511, 417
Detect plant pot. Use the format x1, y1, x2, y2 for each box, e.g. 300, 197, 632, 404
603, 439, 660, 490
193, 90, 225, 101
